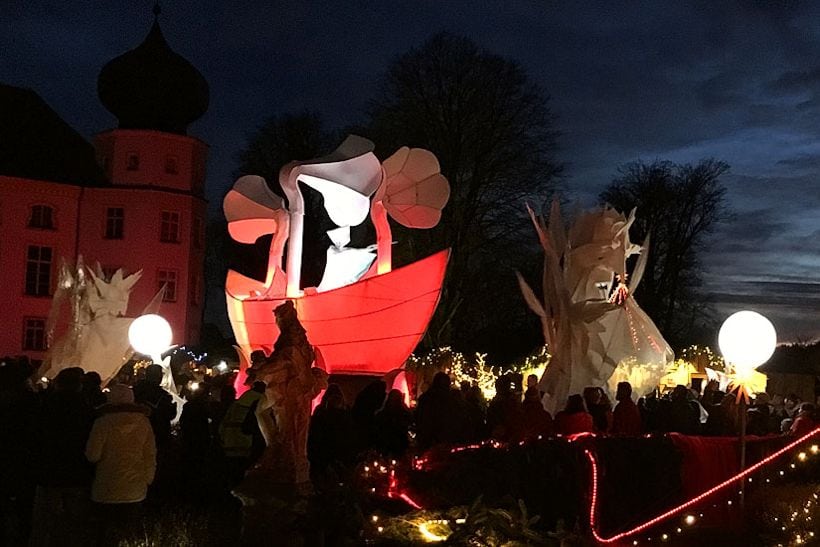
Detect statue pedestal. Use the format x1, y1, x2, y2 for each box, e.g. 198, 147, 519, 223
232, 467, 312, 547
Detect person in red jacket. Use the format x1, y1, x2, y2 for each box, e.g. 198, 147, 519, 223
612, 382, 643, 436
789, 402, 816, 437
521, 387, 553, 440
555, 394, 594, 435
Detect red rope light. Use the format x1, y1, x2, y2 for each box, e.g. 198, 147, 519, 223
398, 492, 423, 509
586, 427, 820, 543
566, 431, 597, 442
386, 468, 424, 509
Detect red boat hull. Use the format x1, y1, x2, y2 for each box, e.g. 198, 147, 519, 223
226, 250, 449, 375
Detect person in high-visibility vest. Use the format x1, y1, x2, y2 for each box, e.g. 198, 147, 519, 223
218, 380, 266, 484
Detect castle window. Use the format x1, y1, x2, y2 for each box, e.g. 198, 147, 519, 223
105, 207, 124, 239
160, 211, 180, 243
157, 269, 178, 302
126, 152, 140, 171
164, 155, 178, 175
22, 318, 46, 351
25, 245, 52, 296
28, 205, 54, 229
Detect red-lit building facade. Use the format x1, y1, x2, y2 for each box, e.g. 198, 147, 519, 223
0, 16, 209, 363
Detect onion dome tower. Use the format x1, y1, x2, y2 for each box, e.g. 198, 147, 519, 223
89, 4, 209, 347
97, 3, 208, 135
93, 3, 209, 196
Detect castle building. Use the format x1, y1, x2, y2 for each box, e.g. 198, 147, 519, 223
0, 13, 209, 364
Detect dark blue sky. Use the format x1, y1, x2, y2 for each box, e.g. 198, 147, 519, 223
4, 1, 820, 342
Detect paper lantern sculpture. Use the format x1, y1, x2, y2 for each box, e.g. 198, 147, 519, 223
224, 135, 450, 379
518, 201, 674, 413
43, 258, 166, 385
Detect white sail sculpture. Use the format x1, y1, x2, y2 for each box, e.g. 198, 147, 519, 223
43, 258, 165, 385
518, 202, 673, 413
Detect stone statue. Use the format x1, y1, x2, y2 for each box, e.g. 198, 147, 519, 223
232, 301, 328, 545
244, 301, 328, 485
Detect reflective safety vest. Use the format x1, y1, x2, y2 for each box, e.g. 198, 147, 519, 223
218, 390, 264, 458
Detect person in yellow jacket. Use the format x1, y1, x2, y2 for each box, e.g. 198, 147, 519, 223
85, 384, 155, 545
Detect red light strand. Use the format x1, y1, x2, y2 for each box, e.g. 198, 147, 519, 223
398, 492, 423, 509
586, 427, 820, 543
386, 468, 424, 509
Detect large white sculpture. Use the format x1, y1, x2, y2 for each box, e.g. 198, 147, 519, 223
518, 202, 673, 413
223, 136, 451, 384
43, 258, 164, 385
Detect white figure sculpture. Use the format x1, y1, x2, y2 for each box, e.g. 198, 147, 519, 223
44, 259, 163, 385
518, 202, 673, 413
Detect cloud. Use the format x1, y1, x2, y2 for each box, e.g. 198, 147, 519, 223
770, 67, 820, 94
775, 153, 820, 170
697, 72, 747, 111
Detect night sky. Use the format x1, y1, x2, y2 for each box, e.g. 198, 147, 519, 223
4, 1, 820, 342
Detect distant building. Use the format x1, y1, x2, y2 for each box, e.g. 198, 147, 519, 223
0, 13, 209, 364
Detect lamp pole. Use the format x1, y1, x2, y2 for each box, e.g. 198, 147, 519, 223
738, 397, 747, 509
718, 311, 776, 513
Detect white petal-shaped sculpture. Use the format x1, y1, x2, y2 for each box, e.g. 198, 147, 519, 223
288, 135, 383, 206
379, 147, 450, 229
223, 175, 286, 243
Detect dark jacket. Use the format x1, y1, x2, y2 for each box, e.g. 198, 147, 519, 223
374, 402, 413, 456
308, 406, 358, 472
133, 380, 176, 447
34, 390, 94, 487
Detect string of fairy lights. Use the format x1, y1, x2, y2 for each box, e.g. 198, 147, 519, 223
406, 346, 550, 400
408, 344, 725, 403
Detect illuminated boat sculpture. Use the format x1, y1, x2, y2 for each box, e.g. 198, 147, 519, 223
224, 136, 450, 378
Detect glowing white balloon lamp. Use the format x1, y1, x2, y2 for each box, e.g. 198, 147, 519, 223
718, 310, 776, 508
718, 310, 776, 377
128, 314, 173, 364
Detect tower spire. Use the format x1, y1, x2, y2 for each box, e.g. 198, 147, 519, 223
97, 0, 209, 135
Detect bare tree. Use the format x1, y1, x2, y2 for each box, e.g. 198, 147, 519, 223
600, 159, 730, 348
236, 111, 333, 186
362, 33, 562, 351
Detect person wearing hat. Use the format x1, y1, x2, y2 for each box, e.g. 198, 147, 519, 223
85, 384, 155, 545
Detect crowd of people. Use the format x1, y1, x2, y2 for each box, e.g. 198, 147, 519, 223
308, 372, 819, 474
1, 353, 817, 545
0, 356, 246, 546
